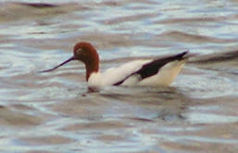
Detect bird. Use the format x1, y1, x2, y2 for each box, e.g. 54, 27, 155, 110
40, 42, 189, 87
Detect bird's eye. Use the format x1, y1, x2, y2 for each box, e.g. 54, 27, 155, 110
76, 48, 83, 55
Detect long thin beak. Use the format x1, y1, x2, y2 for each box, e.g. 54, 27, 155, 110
39, 56, 76, 73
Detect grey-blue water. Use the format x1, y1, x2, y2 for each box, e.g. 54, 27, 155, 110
0, 0, 238, 152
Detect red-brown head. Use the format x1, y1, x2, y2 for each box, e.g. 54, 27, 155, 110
40, 42, 100, 81
73, 42, 99, 80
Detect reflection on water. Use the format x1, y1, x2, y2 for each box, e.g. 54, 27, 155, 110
0, 0, 238, 152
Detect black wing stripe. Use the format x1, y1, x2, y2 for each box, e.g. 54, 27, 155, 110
113, 51, 188, 86
135, 51, 188, 80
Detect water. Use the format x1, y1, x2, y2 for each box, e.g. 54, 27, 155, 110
0, 0, 238, 152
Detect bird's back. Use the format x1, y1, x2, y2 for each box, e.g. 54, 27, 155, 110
88, 51, 188, 87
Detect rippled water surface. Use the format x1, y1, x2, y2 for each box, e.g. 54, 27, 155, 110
0, 0, 238, 152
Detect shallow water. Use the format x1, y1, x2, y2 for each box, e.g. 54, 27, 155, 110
0, 0, 238, 152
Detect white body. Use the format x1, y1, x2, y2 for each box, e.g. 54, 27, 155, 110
88, 59, 186, 87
